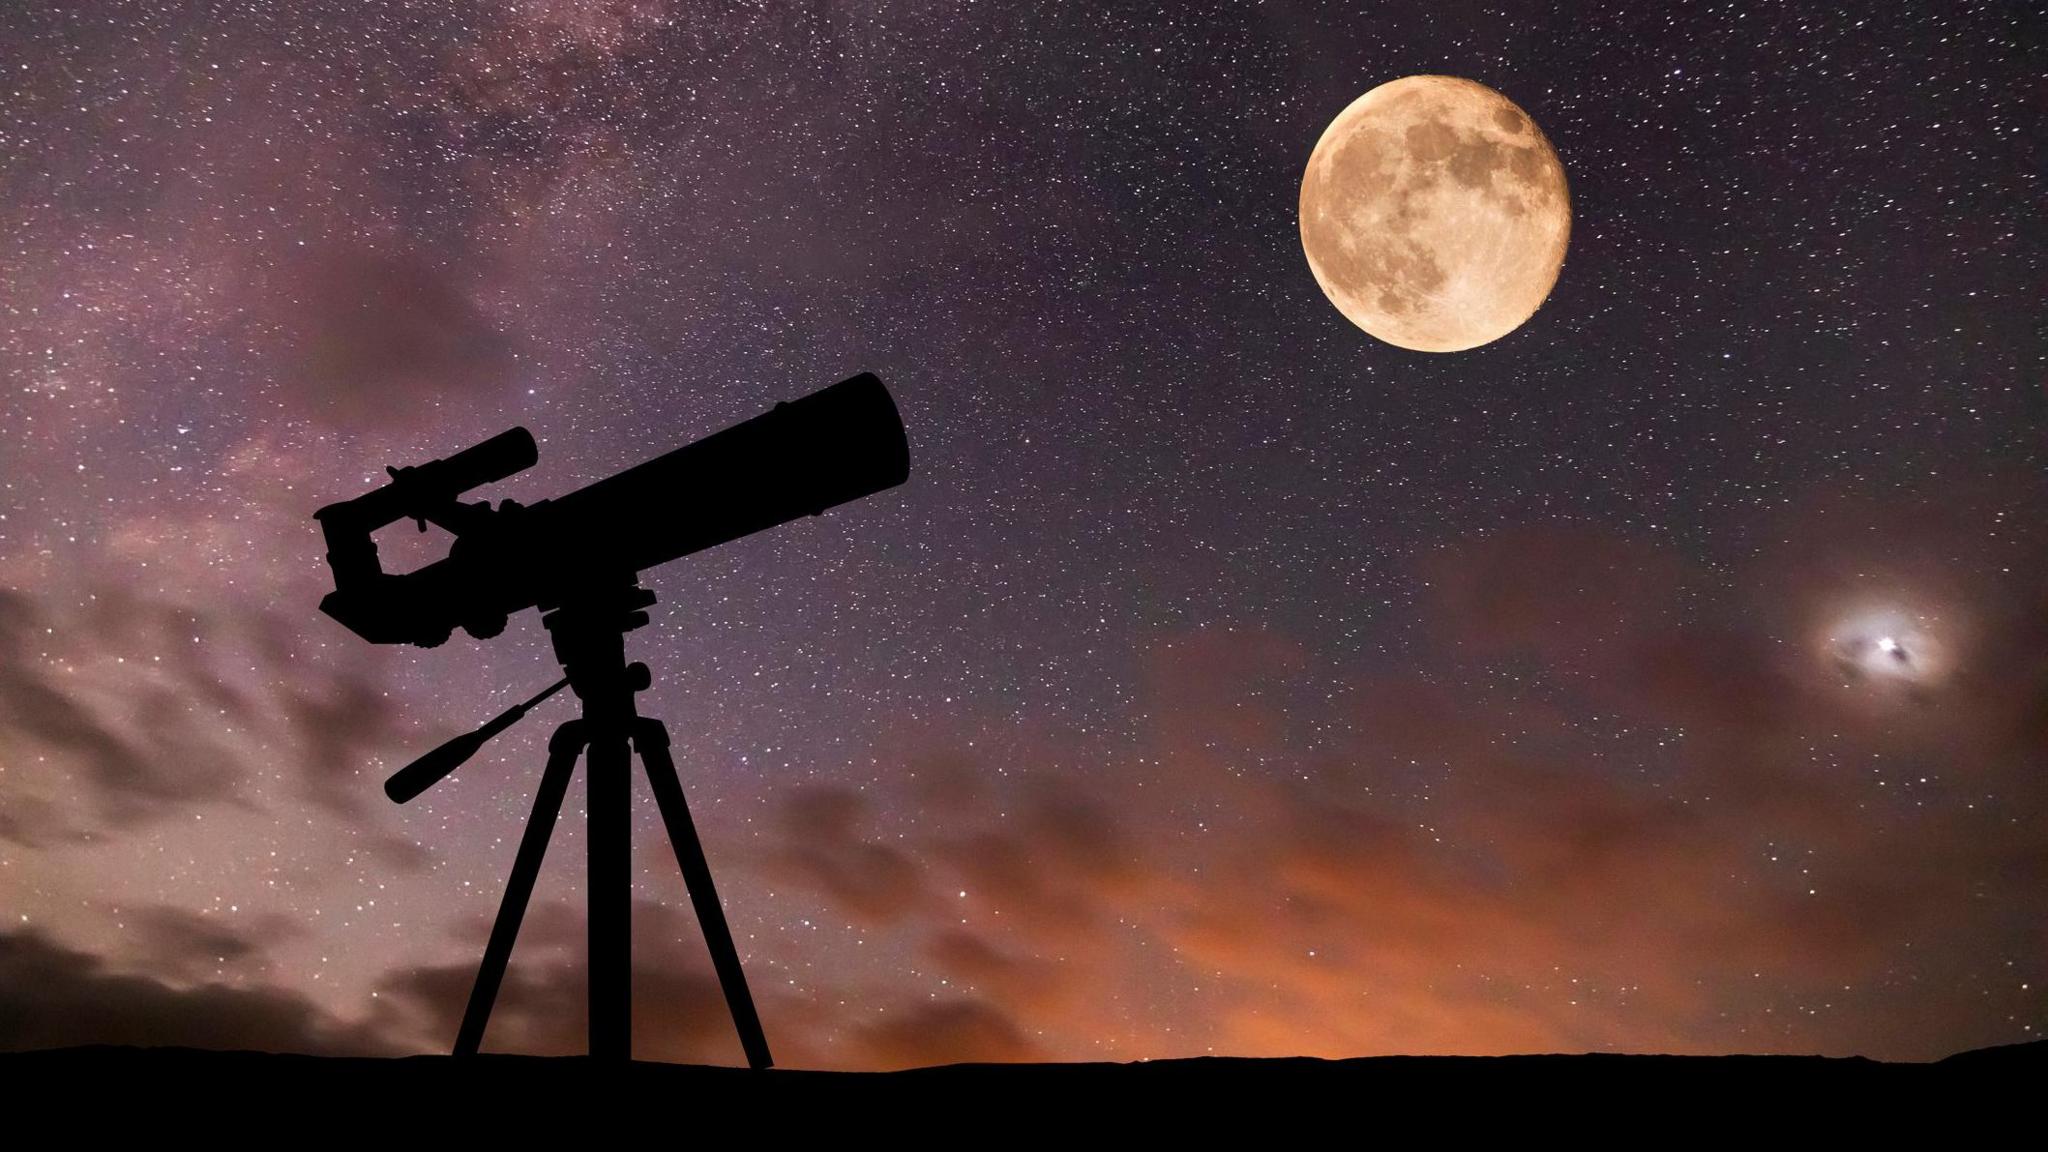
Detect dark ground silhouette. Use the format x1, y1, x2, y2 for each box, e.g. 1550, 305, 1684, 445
4, 1041, 2037, 1135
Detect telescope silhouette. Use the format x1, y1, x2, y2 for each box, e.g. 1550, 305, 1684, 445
316, 372, 909, 648
312, 372, 911, 1065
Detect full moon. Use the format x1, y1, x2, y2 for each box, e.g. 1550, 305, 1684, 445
1299, 75, 1570, 352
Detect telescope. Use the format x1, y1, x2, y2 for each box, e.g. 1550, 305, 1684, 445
312, 372, 910, 1067
315, 371, 909, 648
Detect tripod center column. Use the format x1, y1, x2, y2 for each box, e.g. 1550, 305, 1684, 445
544, 583, 655, 1061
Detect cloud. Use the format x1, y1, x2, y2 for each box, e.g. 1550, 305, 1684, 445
0, 930, 387, 1055
261, 247, 520, 429
743, 491, 2048, 1063
281, 664, 403, 818
1419, 522, 1685, 663
0, 794, 75, 848
0, 590, 243, 825
0, 582, 426, 846
927, 784, 1149, 941
846, 999, 1048, 1069
118, 906, 308, 983
766, 786, 931, 922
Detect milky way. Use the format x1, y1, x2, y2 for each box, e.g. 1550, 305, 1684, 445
1, 2, 2044, 1065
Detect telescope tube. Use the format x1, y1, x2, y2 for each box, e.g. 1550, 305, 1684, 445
543, 371, 910, 578
317, 373, 910, 646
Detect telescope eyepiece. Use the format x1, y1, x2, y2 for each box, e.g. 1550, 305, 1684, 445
392, 426, 538, 519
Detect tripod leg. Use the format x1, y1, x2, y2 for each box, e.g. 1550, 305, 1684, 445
634, 717, 775, 1070
453, 720, 585, 1057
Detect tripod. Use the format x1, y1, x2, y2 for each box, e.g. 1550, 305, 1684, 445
452, 581, 772, 1067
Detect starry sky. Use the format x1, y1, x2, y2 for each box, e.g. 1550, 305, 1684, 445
2, 1, 2044, 1066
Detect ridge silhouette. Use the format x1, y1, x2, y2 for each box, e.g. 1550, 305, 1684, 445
2, 1043, 2037, 1138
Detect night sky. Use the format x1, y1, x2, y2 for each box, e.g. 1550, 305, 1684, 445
2, 1, 2044, 1066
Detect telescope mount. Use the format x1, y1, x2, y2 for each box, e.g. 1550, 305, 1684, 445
451, 578, 773, 1067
